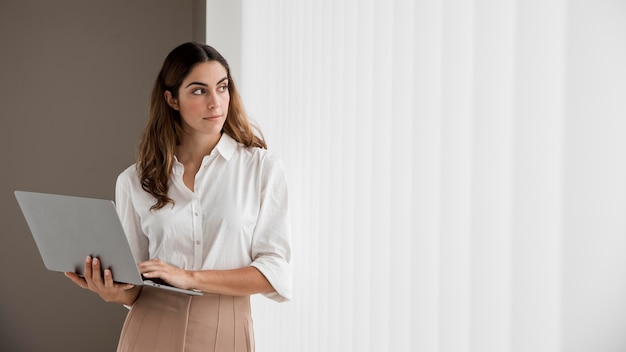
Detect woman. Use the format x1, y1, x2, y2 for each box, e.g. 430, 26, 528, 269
66, 42, 292, 352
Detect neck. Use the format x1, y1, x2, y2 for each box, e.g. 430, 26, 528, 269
176, 132, 222, 164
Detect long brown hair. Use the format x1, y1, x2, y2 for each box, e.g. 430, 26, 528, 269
137, 42, 266, 210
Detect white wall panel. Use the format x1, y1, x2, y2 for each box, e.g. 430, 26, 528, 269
229, 1, 626, 351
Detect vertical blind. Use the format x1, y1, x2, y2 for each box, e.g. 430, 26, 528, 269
227, 0, 626, 351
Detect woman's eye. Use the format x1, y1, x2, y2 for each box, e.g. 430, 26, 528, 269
192, 88, 204, 95
218, 85, 228, 92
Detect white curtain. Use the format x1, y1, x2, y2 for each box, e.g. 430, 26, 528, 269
213, 0, 626, 351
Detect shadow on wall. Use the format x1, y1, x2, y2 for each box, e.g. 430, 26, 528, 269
0, 305, 20, 351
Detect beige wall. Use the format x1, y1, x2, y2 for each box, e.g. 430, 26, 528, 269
0, 1, 199, 350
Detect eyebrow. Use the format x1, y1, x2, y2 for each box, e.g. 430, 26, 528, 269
185, 77, 228, 88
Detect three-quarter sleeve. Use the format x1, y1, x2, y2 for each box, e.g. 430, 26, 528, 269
115, 167, 149, 263
249, 155, 293, 302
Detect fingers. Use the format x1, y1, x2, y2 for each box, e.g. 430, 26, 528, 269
67, 256, 136, 304
65, 272, 88, 289
83, 256, 124, 291
103, 268, 134, 290
138, 258, 163, 276
81, 256, 101, 292
83, 256, 93, 282
137, 258, 191, 289
90, 257, 104, 287
103, 268, 113, 288
66, 257, 107, 291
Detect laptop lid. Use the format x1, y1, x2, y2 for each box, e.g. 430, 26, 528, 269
14, 191, 202, 296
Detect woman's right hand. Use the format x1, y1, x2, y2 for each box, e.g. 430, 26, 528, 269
65, 255, 141, 306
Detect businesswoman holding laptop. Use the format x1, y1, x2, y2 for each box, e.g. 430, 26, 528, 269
65, 42, 292, 352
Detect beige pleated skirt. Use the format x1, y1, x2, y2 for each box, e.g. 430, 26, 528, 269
117, 287, 254, 352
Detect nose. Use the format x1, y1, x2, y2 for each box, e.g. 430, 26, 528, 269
207, 92, 219, 110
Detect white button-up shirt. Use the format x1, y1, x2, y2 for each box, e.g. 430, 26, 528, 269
115, 134, 292, 302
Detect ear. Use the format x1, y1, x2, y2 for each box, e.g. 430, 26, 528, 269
164, 90, 179, 110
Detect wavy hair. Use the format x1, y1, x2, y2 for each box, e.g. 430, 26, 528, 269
137, 42, 266, 210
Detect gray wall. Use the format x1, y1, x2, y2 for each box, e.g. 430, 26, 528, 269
0, 1, 200, 350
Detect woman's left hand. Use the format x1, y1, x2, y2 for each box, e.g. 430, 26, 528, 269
138, 258, 195, 290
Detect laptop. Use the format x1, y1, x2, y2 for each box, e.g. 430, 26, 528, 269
14, 191, 202, 296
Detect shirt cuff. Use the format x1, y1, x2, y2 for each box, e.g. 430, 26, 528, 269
250, 259, 292, 302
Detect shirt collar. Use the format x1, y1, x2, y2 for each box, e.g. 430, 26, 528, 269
173, 133, 238, 175
211, 133, 237, 161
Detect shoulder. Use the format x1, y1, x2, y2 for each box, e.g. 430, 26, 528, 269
116, 164, 140, 188
222, 134, 285, 175
118, 163, 139, 178
238, 144, 283, 170
221, 134, 276, 162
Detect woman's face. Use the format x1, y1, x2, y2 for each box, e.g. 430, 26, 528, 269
166, 61, 230, 138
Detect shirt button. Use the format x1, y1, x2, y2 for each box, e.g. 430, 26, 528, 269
196, 240, 201, 245
194, 212, 199, 216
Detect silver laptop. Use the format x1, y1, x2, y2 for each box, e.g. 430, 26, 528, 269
14, 191, 202, 296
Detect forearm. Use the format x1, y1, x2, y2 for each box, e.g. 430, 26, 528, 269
190, 266, 274, 296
